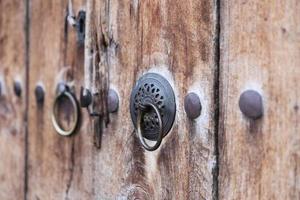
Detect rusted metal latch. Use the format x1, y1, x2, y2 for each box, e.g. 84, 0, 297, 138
79, 0, 120, 148
66, 0, 108, 148
67, 0, 85, 44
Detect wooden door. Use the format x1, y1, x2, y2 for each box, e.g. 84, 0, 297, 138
26, 0, 218, 199
27, 0, 93, 199
86, 0, 218, 199
0, 0, 27, 199
218, 0, 300, 199
0, 0, 299, 199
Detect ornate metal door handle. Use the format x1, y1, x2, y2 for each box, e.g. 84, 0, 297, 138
130, 73, 176, 151
137, 102, 163, 151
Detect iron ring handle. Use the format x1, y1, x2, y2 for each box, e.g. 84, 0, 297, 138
137, 102, 163, 151
51, 89, 79, 136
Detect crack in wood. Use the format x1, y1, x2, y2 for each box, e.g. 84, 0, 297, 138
24, 0, 30, 199
64, 139, 75, 200
213, 0, 221, 199
85, 0, 112, 148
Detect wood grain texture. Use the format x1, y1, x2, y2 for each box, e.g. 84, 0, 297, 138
0, 0, 26, 199
27, 0, 94, 199
26, 0, 218, 199
89, 0, 218, 199
219, 0, 300, 199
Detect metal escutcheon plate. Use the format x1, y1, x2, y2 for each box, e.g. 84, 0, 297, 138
130, 73, 176, 141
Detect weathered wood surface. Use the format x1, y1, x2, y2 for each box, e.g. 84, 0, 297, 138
27, 0, 93, 199
219, 0, 300, 199
0, 0, 26, 199
5, 0, 300, 199
92, 0, 218, 199
27, 0, 218, 199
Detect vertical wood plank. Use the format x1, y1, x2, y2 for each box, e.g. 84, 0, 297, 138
0, 0, 26, 199
26, 0, 218, 199
219, 0, 300, 199
27, 1, 94, 199
90, 0, 218, 199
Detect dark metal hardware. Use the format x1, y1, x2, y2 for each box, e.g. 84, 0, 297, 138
184, 92, 202, 119
57, 82, 67, 94
137, 102, 163, 151
66, 5, 86, 45
76, 10, 85, 45
130, 73, 176, 150
52, 83, 79, 136
107, 89, 119, 113
0, 81, 2, 96
239, 90, 263, 120
79, 87, 101, 116
13, 81, 22, 97
35, 85, 45, 104
80, 87, 92, 108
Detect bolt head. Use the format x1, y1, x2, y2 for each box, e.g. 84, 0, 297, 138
57, 82, 67, 94
13, 81, 22, 97
35, 85, 45, 103
239, 90, 263, 120
184, 92, 202, 119
80, 87, 92, 107
107, 89, 119, 113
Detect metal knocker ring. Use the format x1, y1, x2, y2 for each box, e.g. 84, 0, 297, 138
137, 102, 163, 151
51, 88, 79, 136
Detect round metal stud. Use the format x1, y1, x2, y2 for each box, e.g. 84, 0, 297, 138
80, 87, 92, 107
35, 85, 45, 103
107, 89, 119, 113
14, 81, 22, 97
57, 82, 67, 94
239, 90, 263, 120
130, 73, 176, 141
184, 92, 202, 119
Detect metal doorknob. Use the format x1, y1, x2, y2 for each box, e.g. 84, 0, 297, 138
130, 73, 176, 151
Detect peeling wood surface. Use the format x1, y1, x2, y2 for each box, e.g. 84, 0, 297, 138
0, 0, 26, 199
219, 0, 300, 199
